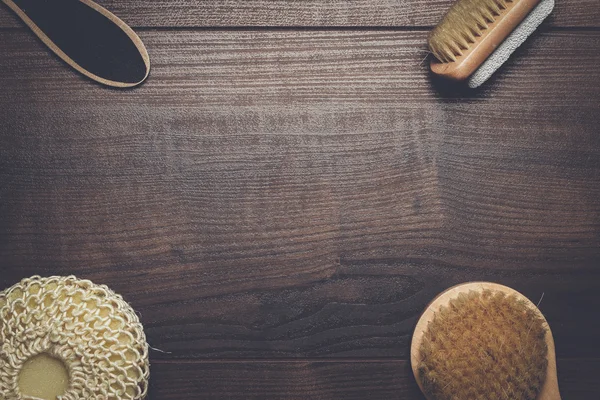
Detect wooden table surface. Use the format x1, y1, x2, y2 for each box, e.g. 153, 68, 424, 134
1, 1, 599, 399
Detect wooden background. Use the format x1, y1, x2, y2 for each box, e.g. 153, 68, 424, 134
1, 0, 599, 398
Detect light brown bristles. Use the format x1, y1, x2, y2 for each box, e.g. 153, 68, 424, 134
427, 0, 545, 83
429, 0, 517, 63
417, 289, 548, 400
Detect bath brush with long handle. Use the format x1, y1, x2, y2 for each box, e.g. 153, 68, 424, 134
2, 0, 150, 87
411, 282, 561, 400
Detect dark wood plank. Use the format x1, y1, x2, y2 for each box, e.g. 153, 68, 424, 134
1, 30, 599, 105
147, 359, 600, 399
1, 30, 599, 360
136, 265, 600, 359
148, 360, 423, 400
0, 0, 598, 28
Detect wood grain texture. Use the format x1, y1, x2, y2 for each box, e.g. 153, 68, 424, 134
0, 0, 599, 28
147, 359, 600, 399
1, 17, 600, 399
1, 30, 599, 363
148, 360, 424, 400
1, 30, 599, 105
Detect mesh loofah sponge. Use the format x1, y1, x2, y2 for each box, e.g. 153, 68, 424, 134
418, 289, 548, 400
0, 275, 149, 400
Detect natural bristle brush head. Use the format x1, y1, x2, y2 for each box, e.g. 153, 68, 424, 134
411, 282, 562, 400
428, 0, 554, 88
429, 0, 521, 63
420, 290, 547, 399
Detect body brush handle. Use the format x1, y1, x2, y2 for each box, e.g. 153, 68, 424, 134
2, 0, 150, 87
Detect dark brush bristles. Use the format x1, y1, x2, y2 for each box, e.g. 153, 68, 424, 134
429, 0, 515, 62
418, 289, 548, 400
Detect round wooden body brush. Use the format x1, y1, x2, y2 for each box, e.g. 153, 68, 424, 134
2, 0, 149, 87
429, 0, 554, 88
411, 282, 561, 400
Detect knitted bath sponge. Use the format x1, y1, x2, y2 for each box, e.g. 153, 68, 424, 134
418, 289, 548, 400
0, 275, 149, 399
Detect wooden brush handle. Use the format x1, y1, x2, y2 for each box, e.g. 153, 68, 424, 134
1, 0, 150, 87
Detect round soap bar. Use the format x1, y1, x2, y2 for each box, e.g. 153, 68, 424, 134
0, 275, 149, 399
